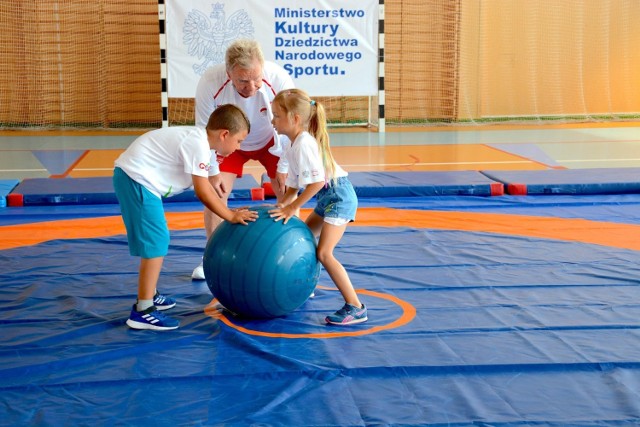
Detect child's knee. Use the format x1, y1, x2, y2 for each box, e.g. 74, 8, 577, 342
316, 248, 334, 265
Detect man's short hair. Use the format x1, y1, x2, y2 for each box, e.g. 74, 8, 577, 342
225, 39, 264, 72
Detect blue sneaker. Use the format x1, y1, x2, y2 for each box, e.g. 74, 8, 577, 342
325, 303, 368, 325
126, 305, 179, 331
153, 291, 176, 311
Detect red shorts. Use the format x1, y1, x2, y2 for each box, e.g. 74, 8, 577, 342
219, 136, 279, 178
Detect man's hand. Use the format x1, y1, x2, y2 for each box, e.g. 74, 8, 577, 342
209, 174, 227, 198
271, 172, 287, 199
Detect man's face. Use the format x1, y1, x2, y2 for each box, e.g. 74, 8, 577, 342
227, 59, 263, 98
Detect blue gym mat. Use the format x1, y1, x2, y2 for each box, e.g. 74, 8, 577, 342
6, 168, 640, 206
2, 195, 640, 425
349, 170, 504, 197
0, 179, 19, 207
482, 168, 640, 195
8, 175, 260, 206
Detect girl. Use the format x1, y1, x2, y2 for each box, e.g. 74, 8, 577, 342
268, 89, 367, 325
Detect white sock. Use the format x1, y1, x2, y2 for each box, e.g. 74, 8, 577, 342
136, 299, 154, 312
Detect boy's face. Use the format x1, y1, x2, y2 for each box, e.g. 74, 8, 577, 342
211, 129, 247, 157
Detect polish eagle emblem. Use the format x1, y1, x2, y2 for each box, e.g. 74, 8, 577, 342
182, 3, 254, 75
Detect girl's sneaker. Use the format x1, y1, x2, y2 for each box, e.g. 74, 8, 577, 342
126, 305, 179, 331
153, 291, 176, 311
325, 303, 368, 325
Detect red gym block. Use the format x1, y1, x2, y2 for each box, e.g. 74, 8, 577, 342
262, 181, 275, 197
507, 183, 528, 195
7, 193, 24, 207
490, 182, 504, 196
251, 187, 265, 201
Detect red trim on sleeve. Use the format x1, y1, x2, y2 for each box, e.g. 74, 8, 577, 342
262, 79, 277, 96
213, 79, 232, 100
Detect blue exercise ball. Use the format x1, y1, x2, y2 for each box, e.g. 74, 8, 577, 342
203, 206, 320, 318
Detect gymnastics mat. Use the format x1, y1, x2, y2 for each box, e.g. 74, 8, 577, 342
348, 171, 504, 197
8, 175, 259, 206
0, 179, 20, 208
482, 168, 640, 195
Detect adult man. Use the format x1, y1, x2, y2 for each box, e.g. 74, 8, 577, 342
191, 39, 294, 279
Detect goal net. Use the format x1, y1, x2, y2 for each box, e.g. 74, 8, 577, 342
0, 0, 638, 130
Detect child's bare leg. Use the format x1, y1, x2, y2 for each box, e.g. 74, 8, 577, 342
314, 220, 362, 308
138, 257, 164, 300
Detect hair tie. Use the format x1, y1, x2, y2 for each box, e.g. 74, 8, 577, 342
310, 100, 316, 106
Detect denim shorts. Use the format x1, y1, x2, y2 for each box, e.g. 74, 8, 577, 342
113, 167, 170, 258
313, 176, 358, 223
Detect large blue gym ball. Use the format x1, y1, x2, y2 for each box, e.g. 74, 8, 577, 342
203, 206, 320, 318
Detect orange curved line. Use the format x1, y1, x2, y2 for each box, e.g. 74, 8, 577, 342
204, 287, 417, 339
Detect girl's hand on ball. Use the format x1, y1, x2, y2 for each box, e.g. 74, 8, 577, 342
268, 205, 295, 224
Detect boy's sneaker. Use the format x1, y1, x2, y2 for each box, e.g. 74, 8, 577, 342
192, 261, 205, 280
325, 303, 368, 325
126, 305, 179, 331
153, 291, 176, 311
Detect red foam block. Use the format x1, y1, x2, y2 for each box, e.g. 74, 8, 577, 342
7, 193, 24, 207
251, 187, 265, 201
262, 181, 276, 197
507, 183, 528, 196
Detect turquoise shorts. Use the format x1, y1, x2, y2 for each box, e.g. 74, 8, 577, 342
313, 176, 358, 222
113, 167, 170, 258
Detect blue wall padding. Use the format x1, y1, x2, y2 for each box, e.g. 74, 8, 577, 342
482, 168, 640, 195
9, 175, 259, 206
0, 179, 20, 207
349, 171, 503, 197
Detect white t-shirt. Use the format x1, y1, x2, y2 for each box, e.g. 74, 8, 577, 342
285, 131, 348, 189
195, 61, 294, 175
115, 127, 213, 198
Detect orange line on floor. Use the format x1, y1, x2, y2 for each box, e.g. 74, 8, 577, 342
2, 207, 640, 251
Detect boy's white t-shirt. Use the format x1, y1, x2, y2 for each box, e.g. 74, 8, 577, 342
115, 126, 214, 198
285, 131, 347, 189
195, 61, 294, 175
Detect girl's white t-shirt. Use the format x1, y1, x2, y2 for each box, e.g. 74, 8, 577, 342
285, 131, 347, 189
115, 126, 213, 198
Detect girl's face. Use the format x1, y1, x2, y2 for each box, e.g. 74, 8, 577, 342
271, 101, 294, 138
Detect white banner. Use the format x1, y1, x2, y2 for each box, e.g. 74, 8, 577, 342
166, 0, 378, 97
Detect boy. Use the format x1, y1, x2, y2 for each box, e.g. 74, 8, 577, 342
113, 104, 257, 331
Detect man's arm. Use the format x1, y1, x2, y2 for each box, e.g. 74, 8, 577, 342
194, 75, 216, 128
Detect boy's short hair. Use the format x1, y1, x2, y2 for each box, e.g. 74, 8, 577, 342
206, 104, 250, 135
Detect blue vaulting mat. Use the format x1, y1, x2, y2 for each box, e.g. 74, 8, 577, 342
9, 175, 259, 206
349, 170, 504, 197
0, 179, 19, 207
482, 168, 640, 195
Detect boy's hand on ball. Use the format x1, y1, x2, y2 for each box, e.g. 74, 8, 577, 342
230, 208, 258, 225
